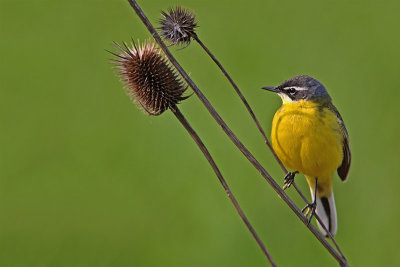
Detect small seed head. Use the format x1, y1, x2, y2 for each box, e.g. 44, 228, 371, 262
159, 6, 197, 46
110, 40, 188, 115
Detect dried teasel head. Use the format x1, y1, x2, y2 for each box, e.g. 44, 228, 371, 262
159, 6, 197, 46
109, 40, 189, 115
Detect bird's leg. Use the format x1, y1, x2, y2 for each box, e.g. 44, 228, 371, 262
301, 177, 318, 224
283, 171, 298, 190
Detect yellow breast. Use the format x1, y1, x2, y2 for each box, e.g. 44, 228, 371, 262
271, 100, 343, 178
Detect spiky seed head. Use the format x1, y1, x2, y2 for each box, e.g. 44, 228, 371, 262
159, 6, 197, 46
110, 40, 189, 115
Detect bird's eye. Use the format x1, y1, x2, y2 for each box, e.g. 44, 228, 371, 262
288, 88, 296, 95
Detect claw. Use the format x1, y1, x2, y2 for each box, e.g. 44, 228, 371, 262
302, 201, 317, 224
283, 171, 298, 190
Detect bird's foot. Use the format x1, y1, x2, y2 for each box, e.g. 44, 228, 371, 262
302, 199, 317, 224
283, 171, 298, 190
302, 177, 318, 224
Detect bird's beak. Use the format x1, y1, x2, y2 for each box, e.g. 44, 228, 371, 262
261, 86, 280, 93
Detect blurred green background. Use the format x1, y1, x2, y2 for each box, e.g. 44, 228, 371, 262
1, 0, 399, 266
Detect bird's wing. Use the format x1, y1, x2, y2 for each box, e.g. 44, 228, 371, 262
328, 103, 351, 181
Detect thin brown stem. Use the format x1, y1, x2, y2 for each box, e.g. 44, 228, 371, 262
126, 1, 347, 266
194, 20, 347, 264
292, 183, 347, 262
193, 35, 288, 173
172, 106, 276, 266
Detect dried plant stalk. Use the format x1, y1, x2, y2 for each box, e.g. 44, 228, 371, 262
172, 107, 276, 267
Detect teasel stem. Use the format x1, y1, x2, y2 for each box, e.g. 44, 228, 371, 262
171, 106, 276, 266
192, 36, 287, 168
126, 1, 348, 266
291, 183, 347, 262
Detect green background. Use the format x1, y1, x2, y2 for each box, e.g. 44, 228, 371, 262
1, 0, 399, 266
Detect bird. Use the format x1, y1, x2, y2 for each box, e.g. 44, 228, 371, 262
262, 75, 351, 236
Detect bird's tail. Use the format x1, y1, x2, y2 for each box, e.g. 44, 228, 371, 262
310, 187, 337, 237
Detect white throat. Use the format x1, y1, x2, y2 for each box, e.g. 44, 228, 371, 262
278, 93, 294, 104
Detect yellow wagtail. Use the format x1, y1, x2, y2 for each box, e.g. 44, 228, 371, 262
262, 75, 351, 236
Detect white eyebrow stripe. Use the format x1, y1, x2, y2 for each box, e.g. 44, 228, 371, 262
283, 86, 308, 91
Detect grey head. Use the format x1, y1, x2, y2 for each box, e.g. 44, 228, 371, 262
262, 75, 330, 103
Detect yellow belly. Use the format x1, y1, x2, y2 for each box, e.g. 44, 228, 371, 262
271, 100, 343, 195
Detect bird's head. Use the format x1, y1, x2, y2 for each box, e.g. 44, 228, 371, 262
262, 75, 330, 103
